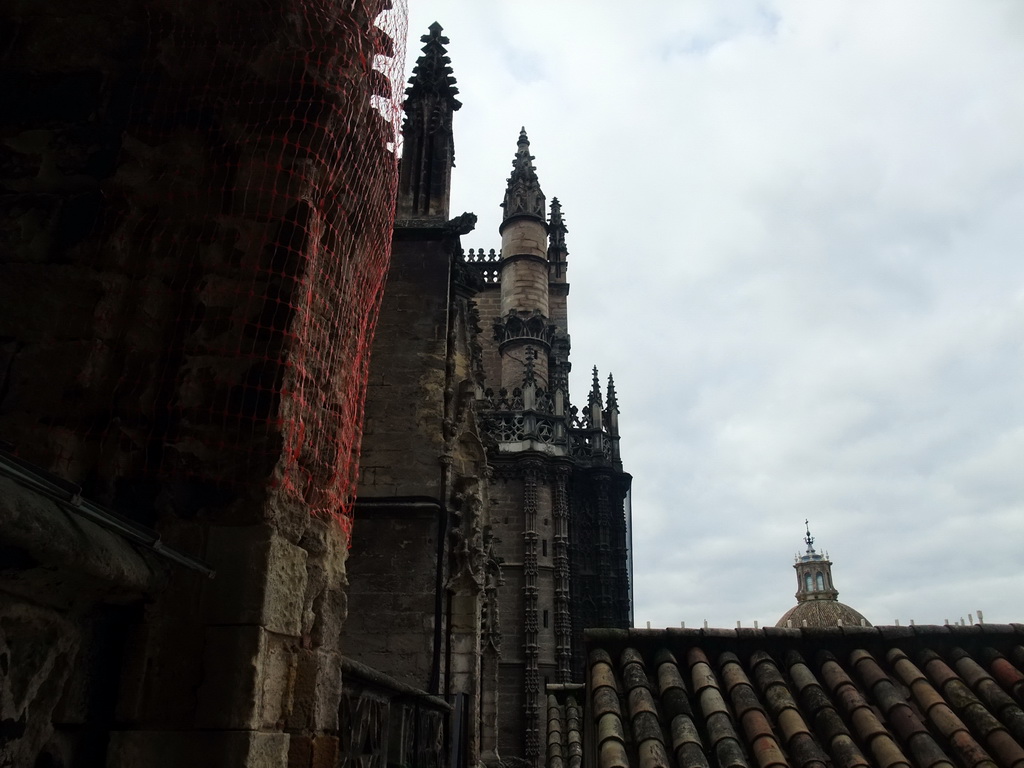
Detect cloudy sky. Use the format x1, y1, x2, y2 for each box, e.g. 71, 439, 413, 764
402, 1, 1024, 628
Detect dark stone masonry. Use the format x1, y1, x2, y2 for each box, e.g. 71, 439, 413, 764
1, 9, 631, 768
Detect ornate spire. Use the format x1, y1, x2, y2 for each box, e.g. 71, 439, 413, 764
396, 23, 462, 221
501, 128, 546, 222
548, 197, 567, 249
803, 519, 815, 554
606, 373, 618, 410
404, 22, 461, 110
588, 366, 603, 407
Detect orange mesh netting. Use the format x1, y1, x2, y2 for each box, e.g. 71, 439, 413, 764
40, 0, 408, 535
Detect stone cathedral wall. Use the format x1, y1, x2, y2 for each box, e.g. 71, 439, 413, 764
0, 1, 406, 765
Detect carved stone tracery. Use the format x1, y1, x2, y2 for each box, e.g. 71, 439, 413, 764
552, 466, 572, 683
493, 310, 556, 350
521, 462, 541, 764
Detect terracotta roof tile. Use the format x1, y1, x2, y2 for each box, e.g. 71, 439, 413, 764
888, 648, 997, 768
654, 650, 710, 768
993, 647, 1024, 703
549, 695, 566, 768
620, 650, 667, 768
719, 653, 788, 768
918, 650, 1024, 768
576, 626, 1024, 768
546, 685, 586, 768
949, 647, 1024, 747
567, 697, 584, 768
749, 652, 831, 768
687, 648, 750, 768
818, 653, 910, 768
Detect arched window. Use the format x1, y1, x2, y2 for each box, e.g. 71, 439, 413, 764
816, 572, 825, 591
805, 573, 813, 592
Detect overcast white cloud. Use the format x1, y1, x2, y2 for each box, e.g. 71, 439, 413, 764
404, 1, 1024, 628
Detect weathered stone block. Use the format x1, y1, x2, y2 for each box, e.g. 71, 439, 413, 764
287, 734, 340, 768
108, 729, 289, 768
287, 648, 342, 732
204, 524, 308, 635
0, 599, 80, 768
385, 632, 432, 656
260, 633, 297, 729
195, 624, 265, 730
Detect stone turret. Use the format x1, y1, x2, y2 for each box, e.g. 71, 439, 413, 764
461, 127, 633, 768
396, 22, 461, 220
497, 129, 552, 389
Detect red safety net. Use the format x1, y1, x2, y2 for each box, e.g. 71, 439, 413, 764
44, 0, 408, 535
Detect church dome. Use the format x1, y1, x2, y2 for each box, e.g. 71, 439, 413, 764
776, 599, 871, 628
775, 523, 871, 629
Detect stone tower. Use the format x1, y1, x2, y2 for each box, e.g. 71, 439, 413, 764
342, 21, 506, 766
343, 27, 632, 767
469, 131, 633, 765
776, 522, 871, 628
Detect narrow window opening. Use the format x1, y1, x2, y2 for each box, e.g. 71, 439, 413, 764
543, 610, 549, 628
816, 572, 825, 591
542, 540, 548, 557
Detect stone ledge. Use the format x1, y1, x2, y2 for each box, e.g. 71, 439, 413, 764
0, 474, 166, 608
108, 729, 288, 768
341, 656, 450, 710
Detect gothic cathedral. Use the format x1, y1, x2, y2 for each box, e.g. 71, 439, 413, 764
341, 24, 632, 767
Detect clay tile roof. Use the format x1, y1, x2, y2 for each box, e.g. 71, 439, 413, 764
547, 683, 588, 768
578, 625, 1024, 768
777, 600, 871, 629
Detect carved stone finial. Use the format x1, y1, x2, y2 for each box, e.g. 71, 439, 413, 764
404, 23, 461, 110
501, 128, 546, 222
606, 373, 618, 410
398, 24, 461, 219
548, 197, 567, 250
588, 366, 603, 407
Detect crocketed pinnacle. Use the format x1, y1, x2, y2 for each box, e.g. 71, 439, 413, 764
606, 373, 618, 410
523, 346, 538, 386
501, 127, 546, 221
548, 197, 567, 250
588, 366, 603, 407
404, 22, 461, 110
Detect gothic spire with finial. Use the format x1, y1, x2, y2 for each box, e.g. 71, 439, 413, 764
548, 197, 567, 249
404, 22, 461, 109
501, 128, 546, 222
588, 366, 603, 407
397, 23, 461, 220
606, 373, 618, 410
